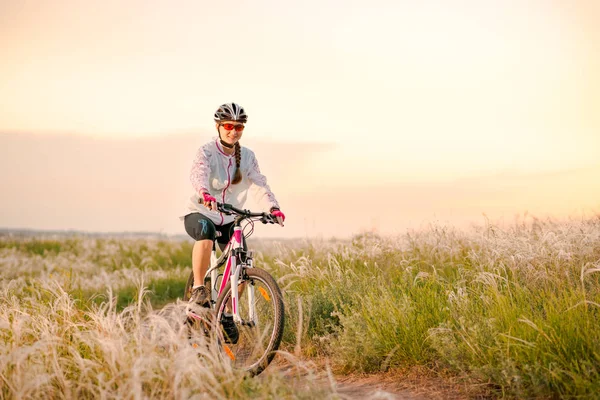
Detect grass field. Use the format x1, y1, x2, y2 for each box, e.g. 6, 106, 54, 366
1, 215, 599, 398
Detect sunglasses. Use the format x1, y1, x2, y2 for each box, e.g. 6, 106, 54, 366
220, 123, 245, 132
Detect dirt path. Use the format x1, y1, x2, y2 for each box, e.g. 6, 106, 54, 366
330, 374, 427, 399
331, 372, 475, 400
270, 361, 478, 399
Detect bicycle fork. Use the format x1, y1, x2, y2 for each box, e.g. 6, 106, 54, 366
228, 226, 257, 327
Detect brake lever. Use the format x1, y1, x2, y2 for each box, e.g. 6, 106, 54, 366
260, 214, 276, 224
217, 203, 233, 215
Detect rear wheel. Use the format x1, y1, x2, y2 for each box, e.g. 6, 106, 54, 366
214, 267, 284, 376
183, 270, 214, 302
183, 270, 194, 301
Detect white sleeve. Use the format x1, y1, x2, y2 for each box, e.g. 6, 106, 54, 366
190, 146, 211, 195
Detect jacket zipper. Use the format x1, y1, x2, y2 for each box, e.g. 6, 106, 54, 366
220, 157, 233, 225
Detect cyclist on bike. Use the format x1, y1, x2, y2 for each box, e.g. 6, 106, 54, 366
181, 102, 285, 341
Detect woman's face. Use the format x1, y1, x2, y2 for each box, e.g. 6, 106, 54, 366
217, 120, 244, 146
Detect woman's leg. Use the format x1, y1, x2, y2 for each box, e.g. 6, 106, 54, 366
184, 213, 217, 306
192, 239, 213, 287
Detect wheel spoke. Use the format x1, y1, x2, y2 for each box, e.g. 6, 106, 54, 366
214, 268, 284, 376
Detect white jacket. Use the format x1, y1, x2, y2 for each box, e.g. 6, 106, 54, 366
182, 138, 280, 225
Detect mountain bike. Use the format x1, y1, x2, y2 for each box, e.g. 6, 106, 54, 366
183, 202, 285, 376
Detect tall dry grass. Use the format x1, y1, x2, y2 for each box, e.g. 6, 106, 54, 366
0, 237, 334, 399
2, 214, 599, 398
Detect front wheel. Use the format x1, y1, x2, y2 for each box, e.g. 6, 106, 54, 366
214, 268, 285, 376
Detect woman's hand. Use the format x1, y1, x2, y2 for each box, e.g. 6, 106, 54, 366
200, 192, 217, 211
271, 209, 285, 227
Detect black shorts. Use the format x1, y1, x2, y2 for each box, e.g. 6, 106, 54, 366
184, 213, 234, 248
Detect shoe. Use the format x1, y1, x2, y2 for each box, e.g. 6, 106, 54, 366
221, 314, 239, 344
188, 285, 211, 309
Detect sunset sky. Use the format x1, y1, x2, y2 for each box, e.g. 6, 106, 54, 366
1, 0, 599, 238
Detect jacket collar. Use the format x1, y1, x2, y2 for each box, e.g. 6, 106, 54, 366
214, 138, 234, 157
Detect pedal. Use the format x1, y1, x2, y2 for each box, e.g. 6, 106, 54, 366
186, 307, 214, 334
187, 307, 211, 321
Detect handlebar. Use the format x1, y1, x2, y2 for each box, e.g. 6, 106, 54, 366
216, 202, 277, 225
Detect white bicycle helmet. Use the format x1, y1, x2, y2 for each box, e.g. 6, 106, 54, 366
214, 102, 248, 123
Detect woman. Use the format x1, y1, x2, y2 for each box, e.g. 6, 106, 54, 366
182, 102, 285, 340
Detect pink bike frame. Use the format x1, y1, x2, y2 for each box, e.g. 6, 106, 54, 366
205, 225, 256, 324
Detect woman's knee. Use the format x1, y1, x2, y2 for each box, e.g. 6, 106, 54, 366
195, 239, 214, 250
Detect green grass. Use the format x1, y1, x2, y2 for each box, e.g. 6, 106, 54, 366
72, 277, 188, 311
92, 239, 193, 271
265, 217, 600, 398
0, 237, 81, 256
0, 236, 192, 270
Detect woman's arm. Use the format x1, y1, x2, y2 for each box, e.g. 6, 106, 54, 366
190, 146, 211, 195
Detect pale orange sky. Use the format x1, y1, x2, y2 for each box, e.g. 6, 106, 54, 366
1, 132, 598, 238
1, 1, 599, 237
